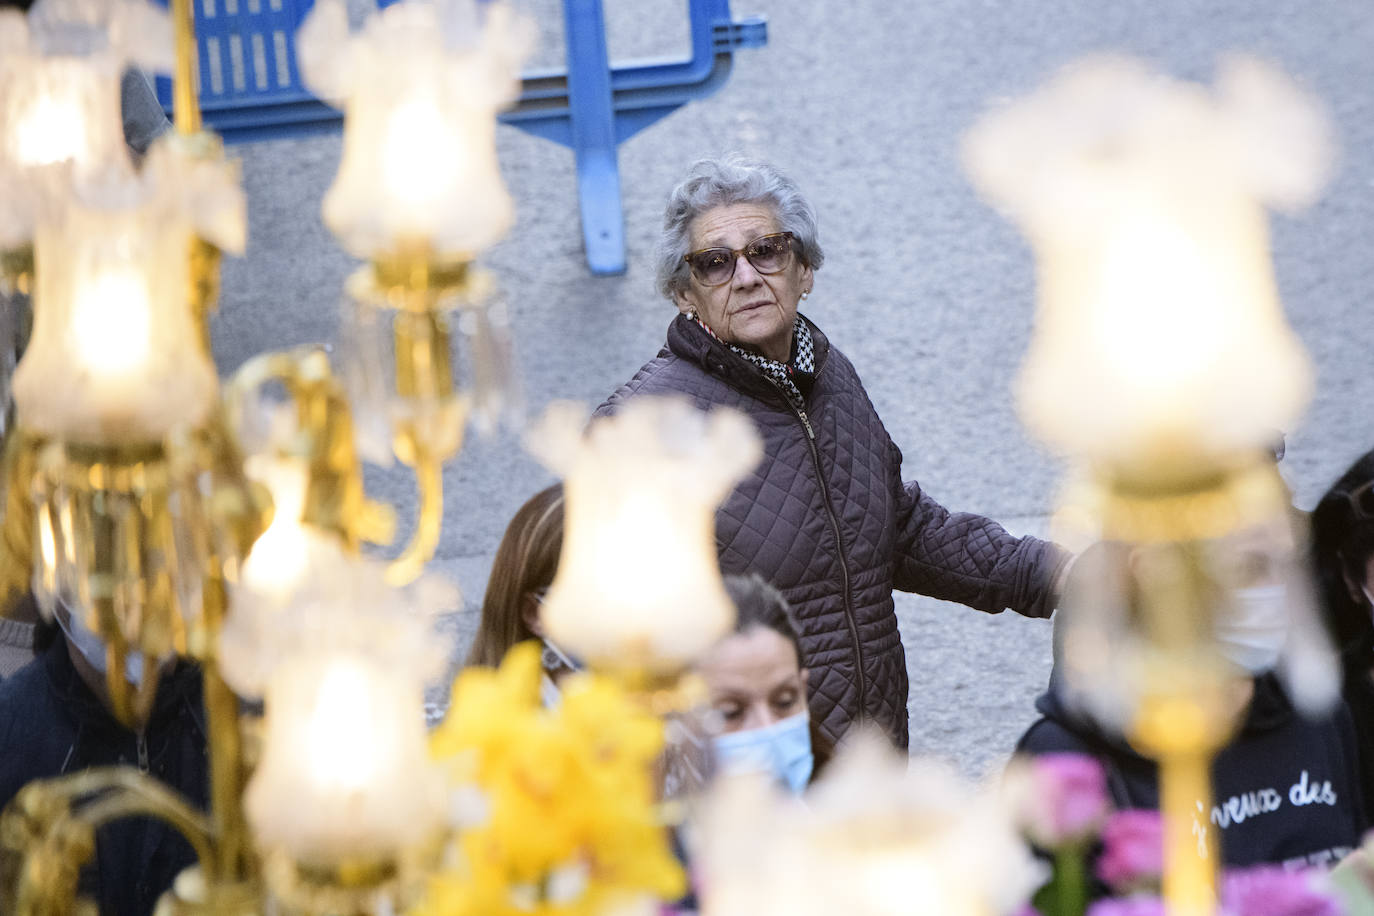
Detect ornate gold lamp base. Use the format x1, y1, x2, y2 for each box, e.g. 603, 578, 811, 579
1088, 455, 1283, 916
154, 867, 262, 916
256, 840, 441, 916
1132, 690, 1231, 916
31, 439, 208, 726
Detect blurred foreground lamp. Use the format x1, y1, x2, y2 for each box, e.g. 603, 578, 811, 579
697, 734, 1040, 916
222, 520, 451, 913
964, 56, 1336, 916
964, 55, 1330, 490
11, 121, 243, 726
527, 398, 762, 678
0, 0, 172, 250
297, 0, 532, 584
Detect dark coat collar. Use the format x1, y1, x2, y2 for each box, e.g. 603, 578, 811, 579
41, 637, 207, 745
664, 311, 831, 407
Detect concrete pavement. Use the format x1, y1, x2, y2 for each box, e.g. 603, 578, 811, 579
212, 0, 1374, 776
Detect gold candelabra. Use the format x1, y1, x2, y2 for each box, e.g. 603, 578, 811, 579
0, 0, 527, 910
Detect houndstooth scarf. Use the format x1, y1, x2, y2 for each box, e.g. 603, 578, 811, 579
690, 313, 815, 411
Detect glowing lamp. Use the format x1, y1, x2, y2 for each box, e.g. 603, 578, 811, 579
246, 652, 441, 866
964, 57, 1340, 916
297, 0, 531, 260
697, 734, 1039, 916
11, 182, 217, 444
527, 398, 762, 675
0, 56, 123, 173
0, 0, 174, 245
963, 56, 1332, 484
239, 456, 314, 600
222, 528, 452, 878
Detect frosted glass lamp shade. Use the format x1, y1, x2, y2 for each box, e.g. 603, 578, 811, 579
0, 55, 125, 174
963, 56, 1332, 479
1014, 183, 1311, 479
0, 0, 175, 243
11, 185, 217, 444
246, 653, 443, 866
325, 75, 511, 258
10, 181, 215, 439
529, 398, 762, 675
298, 0, 532, 260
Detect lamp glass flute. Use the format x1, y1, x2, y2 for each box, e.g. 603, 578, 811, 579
524, 396, 762, 815
14, 162, 227, 727
528, 397, 762, 682
964, 55, 1339, 916
203, 338, 446, 912
221, 495, 450, 912
298, 0, 531, 585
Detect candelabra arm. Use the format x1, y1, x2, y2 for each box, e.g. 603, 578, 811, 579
226, 348, 396, 551
198, 574, 254, 885
1123, 537, 1236, 916
171, 0, 201, 135
0, 428, 37, 614
2, 767, 214, 915
384, 441, 442, 587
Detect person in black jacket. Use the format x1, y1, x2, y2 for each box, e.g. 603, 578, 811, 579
597, 155, 1070, 749
1018, 674, 1365, 870
1311, 448, 1374, 823
0, 619, 209, 916
1019, 522, 1367, 869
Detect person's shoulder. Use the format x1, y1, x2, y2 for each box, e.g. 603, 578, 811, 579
595, 349, 685, 414
800, 321, 871, 402
1014, 691, 1109, 758
0, 651, 72, 806
1016, 714, 1098, 758
595, 347, 732, 419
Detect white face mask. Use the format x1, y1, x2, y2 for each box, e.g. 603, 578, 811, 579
1215, 584, 1289, 674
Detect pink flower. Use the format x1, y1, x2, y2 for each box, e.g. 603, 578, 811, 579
1096, 810, 1164, 892
1086, 897, 1164, 916
1221, 866, 1341, 916
1022, 753, 1110, 847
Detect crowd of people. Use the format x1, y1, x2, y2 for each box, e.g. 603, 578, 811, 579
0, 75, 1371, 912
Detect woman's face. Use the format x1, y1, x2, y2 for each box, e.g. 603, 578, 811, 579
674, 203, 813, 364
697, 625, 808, 734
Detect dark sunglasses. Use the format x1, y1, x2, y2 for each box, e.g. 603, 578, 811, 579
683, 232, 797, 287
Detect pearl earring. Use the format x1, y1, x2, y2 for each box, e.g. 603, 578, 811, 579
801, 290, 811, 300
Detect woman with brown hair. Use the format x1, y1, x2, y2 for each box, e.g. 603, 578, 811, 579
465, 484, 575, 695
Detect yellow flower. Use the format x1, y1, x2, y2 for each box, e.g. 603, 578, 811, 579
413, 643, 686, 916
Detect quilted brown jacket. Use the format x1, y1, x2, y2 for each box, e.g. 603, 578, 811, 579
597, 313, 1068, 748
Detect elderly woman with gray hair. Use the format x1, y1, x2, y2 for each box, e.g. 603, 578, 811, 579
597, 156, 1069, 749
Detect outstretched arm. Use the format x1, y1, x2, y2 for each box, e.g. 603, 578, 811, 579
889, 440, 1071, 618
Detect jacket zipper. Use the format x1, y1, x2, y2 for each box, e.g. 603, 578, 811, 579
766, 379, 868, 715
136, 731, 149, 773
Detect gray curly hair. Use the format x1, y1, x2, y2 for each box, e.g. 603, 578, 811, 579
654, 156, 825, 301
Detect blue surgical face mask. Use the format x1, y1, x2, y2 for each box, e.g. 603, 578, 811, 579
711, 711, 814, 795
